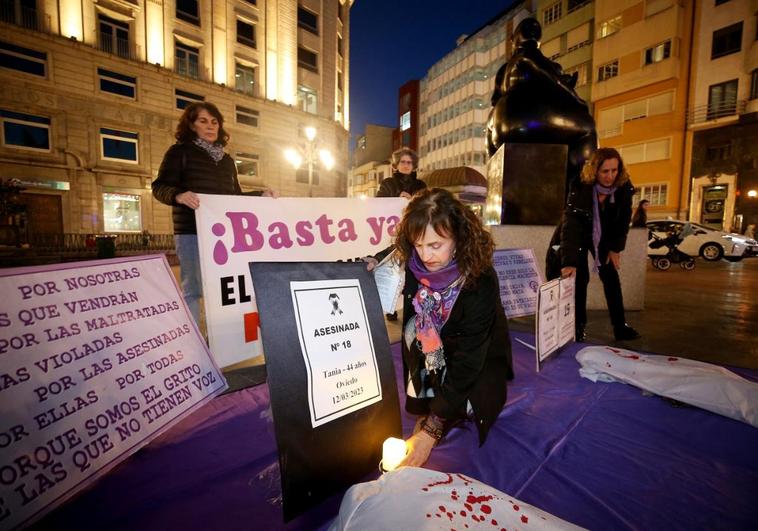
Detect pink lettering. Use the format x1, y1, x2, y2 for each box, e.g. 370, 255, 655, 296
337, 219, 358, 242
226, 212, 264, 252
366, 216, 386, 245
314, 214, 336, 244
296, 220, 315, 246
268, 222, 294, 249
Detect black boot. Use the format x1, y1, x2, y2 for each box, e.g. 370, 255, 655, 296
614, 324, 641, 341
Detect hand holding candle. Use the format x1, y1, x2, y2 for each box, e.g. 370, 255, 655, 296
381, 437, 408, 472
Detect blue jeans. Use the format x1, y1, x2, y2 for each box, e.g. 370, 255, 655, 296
175, 234, 202, 325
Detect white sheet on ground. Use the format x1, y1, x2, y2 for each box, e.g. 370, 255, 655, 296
329, 467, 585, 530
576, 346, 758, 428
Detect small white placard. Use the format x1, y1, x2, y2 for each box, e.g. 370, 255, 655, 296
535, 276, 576, 371
373, 252, 405, 314
290, 279, 382, 428
492, 249, 543, 318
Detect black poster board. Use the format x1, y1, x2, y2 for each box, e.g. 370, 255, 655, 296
250, 261, 402, 522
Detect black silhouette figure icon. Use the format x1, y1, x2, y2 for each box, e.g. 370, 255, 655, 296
328, 293, 343, 316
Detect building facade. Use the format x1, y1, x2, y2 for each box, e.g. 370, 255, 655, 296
418, 1, 535, 176
392, 79, 419, 152
0, 0, 352, 242
348, 123, 392, 198
591, 0, 694, 220
686, 0, 758, 232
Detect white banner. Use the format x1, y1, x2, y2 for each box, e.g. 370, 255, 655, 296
492, 248, 543, 318
0, 255, 226, 530
290, 279, 382, 428
195, 196, 406, 368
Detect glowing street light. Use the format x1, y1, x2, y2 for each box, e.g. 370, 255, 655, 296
284, 126, 334, 196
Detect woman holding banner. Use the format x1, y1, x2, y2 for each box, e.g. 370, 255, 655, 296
152, 102, 276, 326
369, 188, 513, 468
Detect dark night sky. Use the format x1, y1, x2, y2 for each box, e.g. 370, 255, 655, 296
348, 0, 517, 142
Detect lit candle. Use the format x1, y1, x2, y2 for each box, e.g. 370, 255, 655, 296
382, 437, 407, 472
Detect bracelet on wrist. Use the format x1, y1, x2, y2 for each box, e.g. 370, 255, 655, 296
420, 419, 444, 443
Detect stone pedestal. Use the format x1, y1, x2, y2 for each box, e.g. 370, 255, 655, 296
485, 143, 567, 226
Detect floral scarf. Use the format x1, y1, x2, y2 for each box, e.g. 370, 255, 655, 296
592, 182, 617, 272
193, 137, 225, 163
408, 250, 464, 373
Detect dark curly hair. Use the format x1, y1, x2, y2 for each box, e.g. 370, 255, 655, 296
175, 102, 230, 146
393, 188, 494, 282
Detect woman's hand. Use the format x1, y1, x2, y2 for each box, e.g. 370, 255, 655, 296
606, 251, 621, 270
398, 431, 436, 468
262, 188, 280, 198
363, 256, 378, 272
176, 191, 200, 209
399, 191, 412, 199
560, 266, 576, 278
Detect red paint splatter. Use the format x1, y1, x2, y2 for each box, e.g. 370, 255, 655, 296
481, 505, 492, 514
464, 503, 473, 511
422, 488, 428, 491
607, 347, 620, 353
491, 519, 498, 526
513, 505, 520, 511
606, 362, 612, 367
466, 494, 494, 504
521, 515, 529, 523
439, 505, 446, 512
426, 514, 431, 518
668, 357, 678, 361
425, 474, 454, 489
447, 512, 453, 520
460, 511, 467, 517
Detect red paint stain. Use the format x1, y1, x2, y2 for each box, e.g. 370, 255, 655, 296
447, 512, 453, 520
464, 503, 473, 511
616, 352, 640, 359
422, 488, 428, 491
426, 514, 431, 518
491, 519, 498, 526
439, 505, 446, 512
460, 511, 467, 517
481, 505, 492, 514
513, 505, 520, 511
521, 515, 529, 523
425, 474, 454, 489
466, 494, 494, 504
606, 362, 612, 367
668, 357, 678, 361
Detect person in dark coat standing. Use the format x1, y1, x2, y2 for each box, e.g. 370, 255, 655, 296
152, 102, 275, 325
376, 147, 426, 200
368, 189, 513, 468
546, 147, 640, 342
376, 147, 426, 321
631, 199, 649, 228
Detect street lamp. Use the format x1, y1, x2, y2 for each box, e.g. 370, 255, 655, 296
284, 126, 335, 196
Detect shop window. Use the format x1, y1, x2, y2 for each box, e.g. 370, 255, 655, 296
1, 109, 50, 151
237, 19, 256, 48
103, 192, 142, 232
711, 22, 743, 59
235, 63, 255, 95
175, 88, 204, 110
0, 40, 46, 76
298, 7, 318, 35
235, 105, 259, 127
98, 68, 136, 99
100, 128, 138, 163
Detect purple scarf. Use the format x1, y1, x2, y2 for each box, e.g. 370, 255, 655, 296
408, 250, 464, 373
592, 183, 617, 272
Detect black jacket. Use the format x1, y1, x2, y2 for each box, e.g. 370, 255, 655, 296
152, 142, 260, 234
376, 171, 427, 198
402, 267, 513, 445
552, 178, 634, 268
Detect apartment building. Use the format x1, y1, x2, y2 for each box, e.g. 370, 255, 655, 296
418, 1, 534, 177
686, 0, 758, 233
347, 123, 392, 198
536, 0, 594, 103
591, 0, 694, 220
0, 0, 351, 242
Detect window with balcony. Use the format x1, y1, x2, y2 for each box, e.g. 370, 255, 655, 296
176, 0, 199, 25
175, 42, 200, 79
543, 1, 562, 26
98, 15, 130, 59
1, 0, 39, 30
597, 60, 619, 81
597, 15, 621, 39
298, 46, 318, 72
297, 85, 317, 114
711, 22, 742, 59
175, 88, 204, 110
100, 128, 138, 163
235, 105, 258, 127
235, 63, 255, 95
98, 68, 136, 99
644, 40, 671, 65
707, 79, 738, 119
0, 40, 46, 76
103, 193, 141, 232
237, 19, 256, 48
298, 6, 318, 34
1, 109, 50, 151
235, 152, 259, 179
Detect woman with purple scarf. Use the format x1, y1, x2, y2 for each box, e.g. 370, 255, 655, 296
370, 189, 513, 468
546, 147, 640, 342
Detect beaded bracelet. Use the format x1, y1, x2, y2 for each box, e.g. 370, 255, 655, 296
420, 414, 445, 443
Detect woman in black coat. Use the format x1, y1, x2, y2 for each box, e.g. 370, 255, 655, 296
546, 147, 640, 341
152, 102, 274, 325
370, 189, 513, 468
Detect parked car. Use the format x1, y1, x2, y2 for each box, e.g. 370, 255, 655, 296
646, 220, 758, 261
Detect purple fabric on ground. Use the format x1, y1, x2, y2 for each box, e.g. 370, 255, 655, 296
34, 332, 758, 530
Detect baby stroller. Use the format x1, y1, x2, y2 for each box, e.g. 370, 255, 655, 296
648, 225, 696, 271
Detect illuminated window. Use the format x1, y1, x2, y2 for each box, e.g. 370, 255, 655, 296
597, 15, 621, 39
235, 63, 255, 95
644, 40, 671, 65
632, 184, 668, 206
543, 2, 562, 26
100, 128, 138, 163
1, 109, 50, 151
98, 15, 130, 59
598, 60, 619, 81
297, 85, 318, 114
235, 152, 259, 178
235, 105, 259, 127
400, 111, 411, 131
103, 193, 142, 232
175, 42, 199, 79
